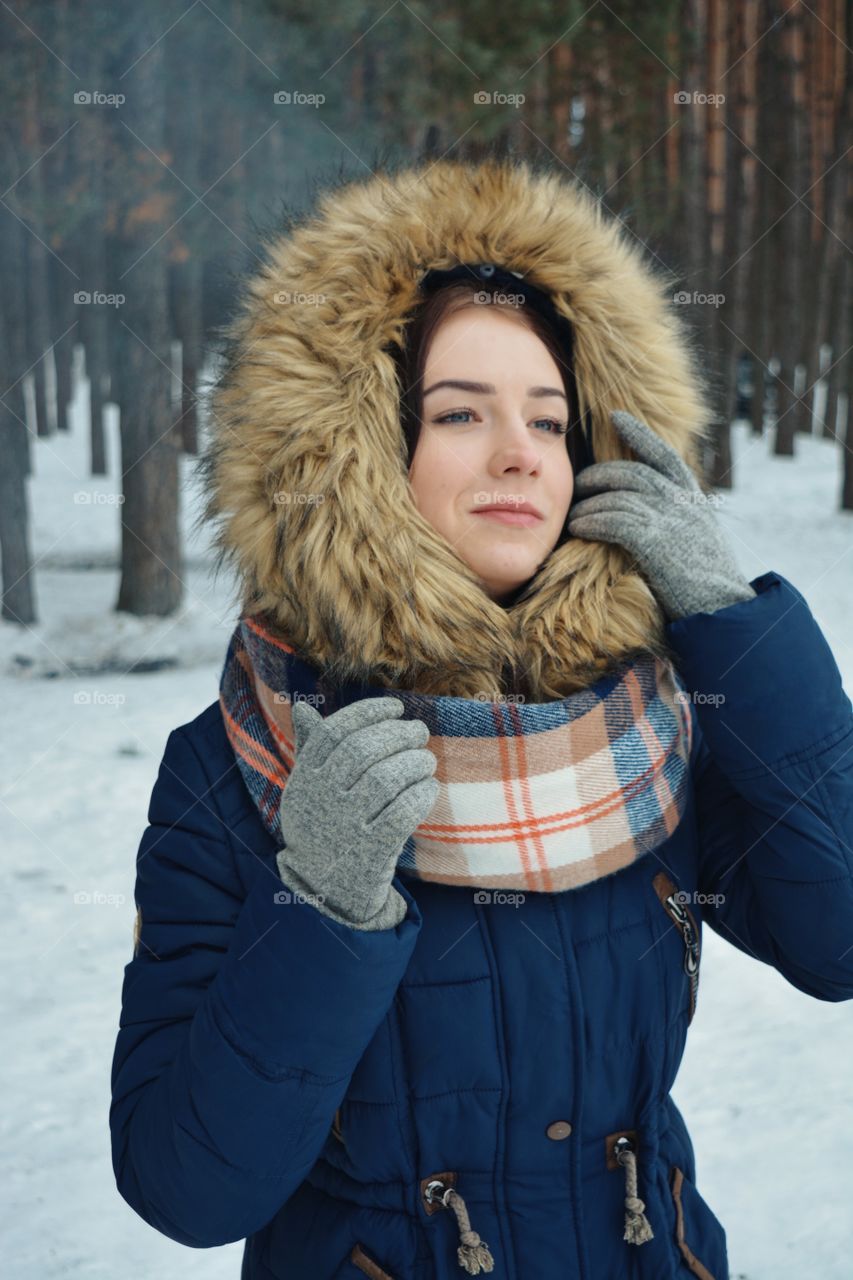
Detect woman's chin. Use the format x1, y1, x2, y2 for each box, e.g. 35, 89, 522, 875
470, 560, 542, 602
456, 526, 560, 600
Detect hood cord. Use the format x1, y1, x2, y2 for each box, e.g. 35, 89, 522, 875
614, 1140, 655, 1244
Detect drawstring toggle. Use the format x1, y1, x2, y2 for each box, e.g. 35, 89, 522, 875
423, 1178, 495, 1274
613, 1136, 654, 1245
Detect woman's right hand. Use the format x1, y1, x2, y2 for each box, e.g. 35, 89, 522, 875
275, 696, 439, 930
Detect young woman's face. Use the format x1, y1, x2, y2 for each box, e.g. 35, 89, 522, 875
407, 305, 575, 603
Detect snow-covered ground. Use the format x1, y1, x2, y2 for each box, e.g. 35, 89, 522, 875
1, 367, 851, 1278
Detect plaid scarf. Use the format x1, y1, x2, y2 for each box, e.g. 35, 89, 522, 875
219, 615, 694, 893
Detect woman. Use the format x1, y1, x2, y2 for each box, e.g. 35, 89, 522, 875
109, 156, 853, 1280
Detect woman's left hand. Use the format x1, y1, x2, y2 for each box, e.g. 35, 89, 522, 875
566, 409, 756, 622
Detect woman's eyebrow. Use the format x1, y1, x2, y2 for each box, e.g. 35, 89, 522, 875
423, 378, 567, 401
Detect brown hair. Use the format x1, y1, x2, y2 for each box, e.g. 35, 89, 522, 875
391, 279, 588, 477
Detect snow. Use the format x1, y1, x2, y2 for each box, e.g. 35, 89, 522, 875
1, 363, 851, 1277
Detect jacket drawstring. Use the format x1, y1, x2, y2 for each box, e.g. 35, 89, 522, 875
423, 1179, 495, 1274
613, 1136, 654, 1244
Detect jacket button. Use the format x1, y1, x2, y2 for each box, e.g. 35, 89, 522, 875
545, 1120, 573, 1140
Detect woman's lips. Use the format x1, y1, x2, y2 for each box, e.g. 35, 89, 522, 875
471, 510, 543, 527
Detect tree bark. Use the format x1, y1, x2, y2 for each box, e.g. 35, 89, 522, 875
774, 0, 810, 453
115, 19, 182, 617
721, 0, 760, 437
0, 285, 36, 624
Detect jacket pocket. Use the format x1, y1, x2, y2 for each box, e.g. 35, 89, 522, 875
652, 871, 701, 1024
669, 1165, 728, 1280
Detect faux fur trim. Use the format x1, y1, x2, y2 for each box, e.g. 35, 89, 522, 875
199, 155, 714, 700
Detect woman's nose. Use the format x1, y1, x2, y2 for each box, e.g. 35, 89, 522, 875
489, 424, 542, 473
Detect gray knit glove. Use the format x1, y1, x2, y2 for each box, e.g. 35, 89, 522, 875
566, 409, 756, 622
275, 696, 438, 932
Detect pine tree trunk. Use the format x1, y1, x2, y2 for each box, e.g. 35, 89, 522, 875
115, 20, 182, 617
774, 0, 809, 452
548, 42, 573, 160
705, 0, 733, 486
0, 286, 36, 624
681, 0, 714, 481
0, 409, 36, 624
840, 241, 852, 507
813, 0, 852, 440
721, 0, 758, 437
54, 332, 74, 434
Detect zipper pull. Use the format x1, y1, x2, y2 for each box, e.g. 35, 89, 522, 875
665, 892, 701, 1019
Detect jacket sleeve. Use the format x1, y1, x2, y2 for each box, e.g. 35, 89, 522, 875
109, 721, 423, 1249
665, 570, 853, 1002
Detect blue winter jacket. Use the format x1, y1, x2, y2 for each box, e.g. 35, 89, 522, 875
109, 570, 853, 1280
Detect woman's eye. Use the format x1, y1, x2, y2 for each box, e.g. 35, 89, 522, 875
434, 409, 568, 435
434, 410, 475, 424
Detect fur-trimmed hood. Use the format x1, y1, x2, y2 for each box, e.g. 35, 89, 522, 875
201, 156, 713, 701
